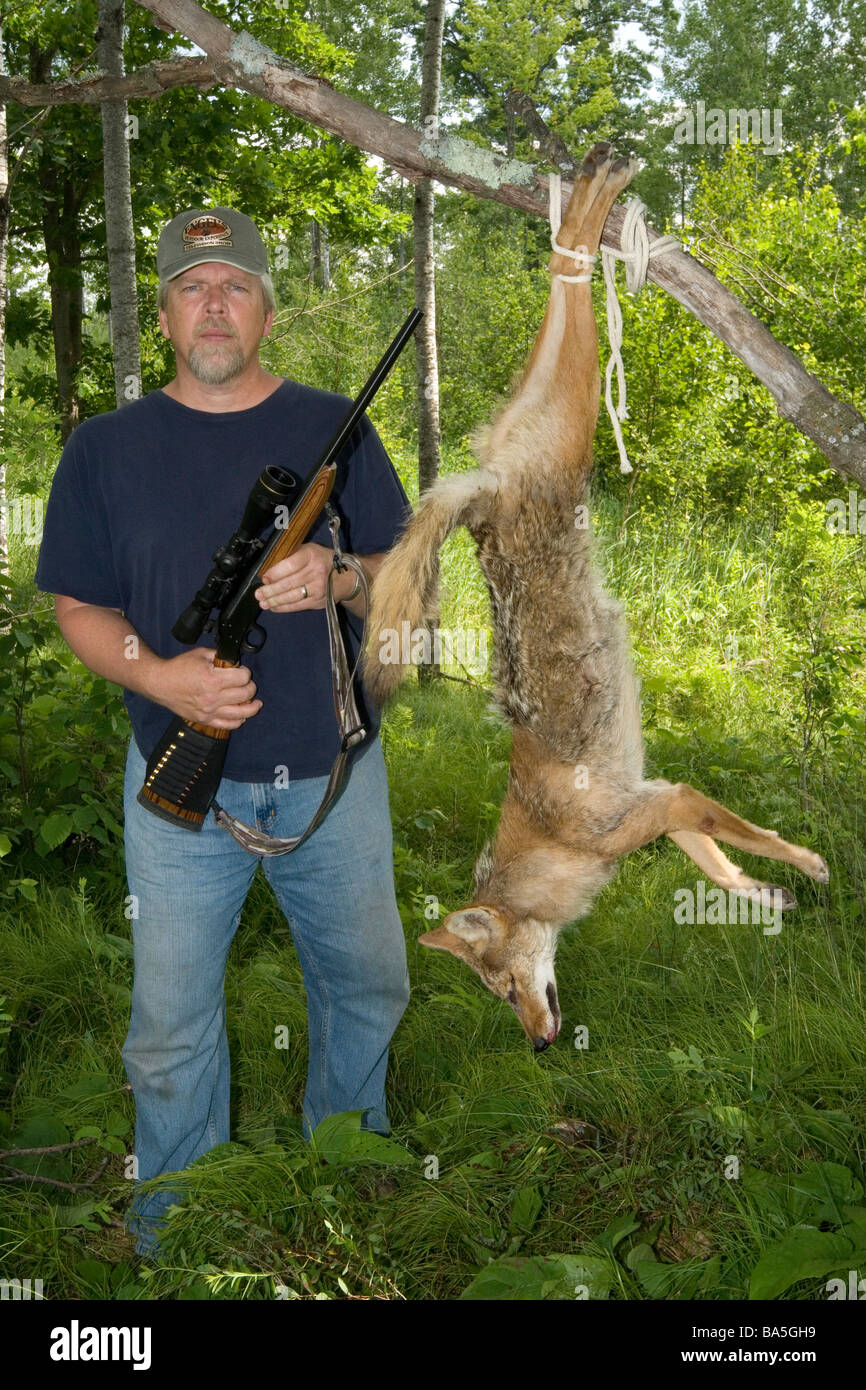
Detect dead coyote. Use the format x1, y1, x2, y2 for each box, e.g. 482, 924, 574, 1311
364, 144, 828, 1050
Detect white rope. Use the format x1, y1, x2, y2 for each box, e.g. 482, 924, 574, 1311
548, 173, 596, 282
601, 200, 680, 473
548, 172, 681, 474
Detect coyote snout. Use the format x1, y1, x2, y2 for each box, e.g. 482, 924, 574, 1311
364, 143, 829, 1047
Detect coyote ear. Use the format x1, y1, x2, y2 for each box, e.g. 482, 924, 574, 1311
420, 907, 502, 955
418, 926, 455, 952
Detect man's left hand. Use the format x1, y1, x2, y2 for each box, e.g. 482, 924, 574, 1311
255, 542, 352, 612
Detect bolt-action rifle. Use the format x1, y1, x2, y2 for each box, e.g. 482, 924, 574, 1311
137, 307, 422, 854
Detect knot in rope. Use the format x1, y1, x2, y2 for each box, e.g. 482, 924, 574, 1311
548, 174, 596, 282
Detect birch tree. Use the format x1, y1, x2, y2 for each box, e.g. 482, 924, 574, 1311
414, 0, 445, 682
414, 0, 444, 501
98, 0, 142, 407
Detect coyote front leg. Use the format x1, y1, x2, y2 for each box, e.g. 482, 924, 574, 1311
667, 831, 797, 910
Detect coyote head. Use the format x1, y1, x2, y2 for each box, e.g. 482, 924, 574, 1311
420, 905, 562, 1051
419, 842, 615, 1050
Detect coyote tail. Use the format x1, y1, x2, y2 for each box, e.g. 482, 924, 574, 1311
362, 471, 493, 705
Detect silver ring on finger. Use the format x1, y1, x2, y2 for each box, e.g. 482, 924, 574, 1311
300, 584, 308, 600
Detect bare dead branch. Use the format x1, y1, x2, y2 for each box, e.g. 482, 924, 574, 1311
0, 55, 218, 108
504, 90, 578, 175
0, 1136, 99, 1157
0, 1155, 111, 1190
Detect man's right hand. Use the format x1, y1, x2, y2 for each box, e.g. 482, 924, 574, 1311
153, 647, 262, 729
52, 599, 263, 729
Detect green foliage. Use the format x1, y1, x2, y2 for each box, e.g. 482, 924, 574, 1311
309, 1111, 415, 1168
688, 143, 866, 408
454, 0, 619, 145
658, 0, 866, 196
578, 144, 865, 519
447, 0, 653, 160
433, 203, 550, 445
741, 1162, 866, 1299
0, 581, 126, 882
460, 1251, 617, 1300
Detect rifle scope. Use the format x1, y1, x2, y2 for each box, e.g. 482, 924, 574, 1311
172, 464, 297, 645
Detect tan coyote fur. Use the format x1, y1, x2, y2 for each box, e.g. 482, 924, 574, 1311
363, 144, 829, 1050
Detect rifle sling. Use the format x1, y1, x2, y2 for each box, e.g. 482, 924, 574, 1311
210, 547, 371, 857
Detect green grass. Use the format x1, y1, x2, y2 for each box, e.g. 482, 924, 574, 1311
1, 489, 865, 1301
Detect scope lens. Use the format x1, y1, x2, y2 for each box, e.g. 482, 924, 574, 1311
237, 466, 297, 538
262, 466, 297, 500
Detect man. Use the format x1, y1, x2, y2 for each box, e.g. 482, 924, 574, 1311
35, 207, 412, 1257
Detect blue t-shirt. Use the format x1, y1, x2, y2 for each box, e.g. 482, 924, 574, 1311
34, 380, 411, 782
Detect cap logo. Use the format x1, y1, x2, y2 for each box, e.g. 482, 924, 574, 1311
182, 215, 233, 251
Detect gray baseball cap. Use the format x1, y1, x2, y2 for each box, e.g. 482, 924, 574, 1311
157, 206, 269, 281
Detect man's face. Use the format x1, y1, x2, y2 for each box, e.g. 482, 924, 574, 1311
158, 261, 274, 386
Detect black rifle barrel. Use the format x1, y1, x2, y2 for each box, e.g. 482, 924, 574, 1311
298, 307, 422, 491
215, 306, 423, 661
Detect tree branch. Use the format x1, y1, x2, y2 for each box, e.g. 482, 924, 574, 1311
0, 1156, 111, 1190
504, 90, 578, 175
0, 1136, 99, 1157
0, 55, 219, 108
6, 49, 99, 195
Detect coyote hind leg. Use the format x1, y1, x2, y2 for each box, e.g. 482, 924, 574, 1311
668, 829, 797, 909
596, 780, 829, 883
478, 143, 637, 480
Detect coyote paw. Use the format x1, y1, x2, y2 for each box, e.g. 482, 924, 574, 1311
733, 883, 798, 912
804, 853, 830, 883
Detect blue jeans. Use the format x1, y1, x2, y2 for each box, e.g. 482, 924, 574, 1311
120, 733, 409, 1256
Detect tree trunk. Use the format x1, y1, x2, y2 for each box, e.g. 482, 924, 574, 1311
395, 176, 406, 268
38, 159, 84, 443
310, 217, 319, 282
414, 0, 445, 684
29, 44, 83, 442
99, 0, 142, 407
415, 0, 444, 499
320, 221, 330, 290
309, 218, 330, 290
0, 25, 9, 575
413, 177, 439, 494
